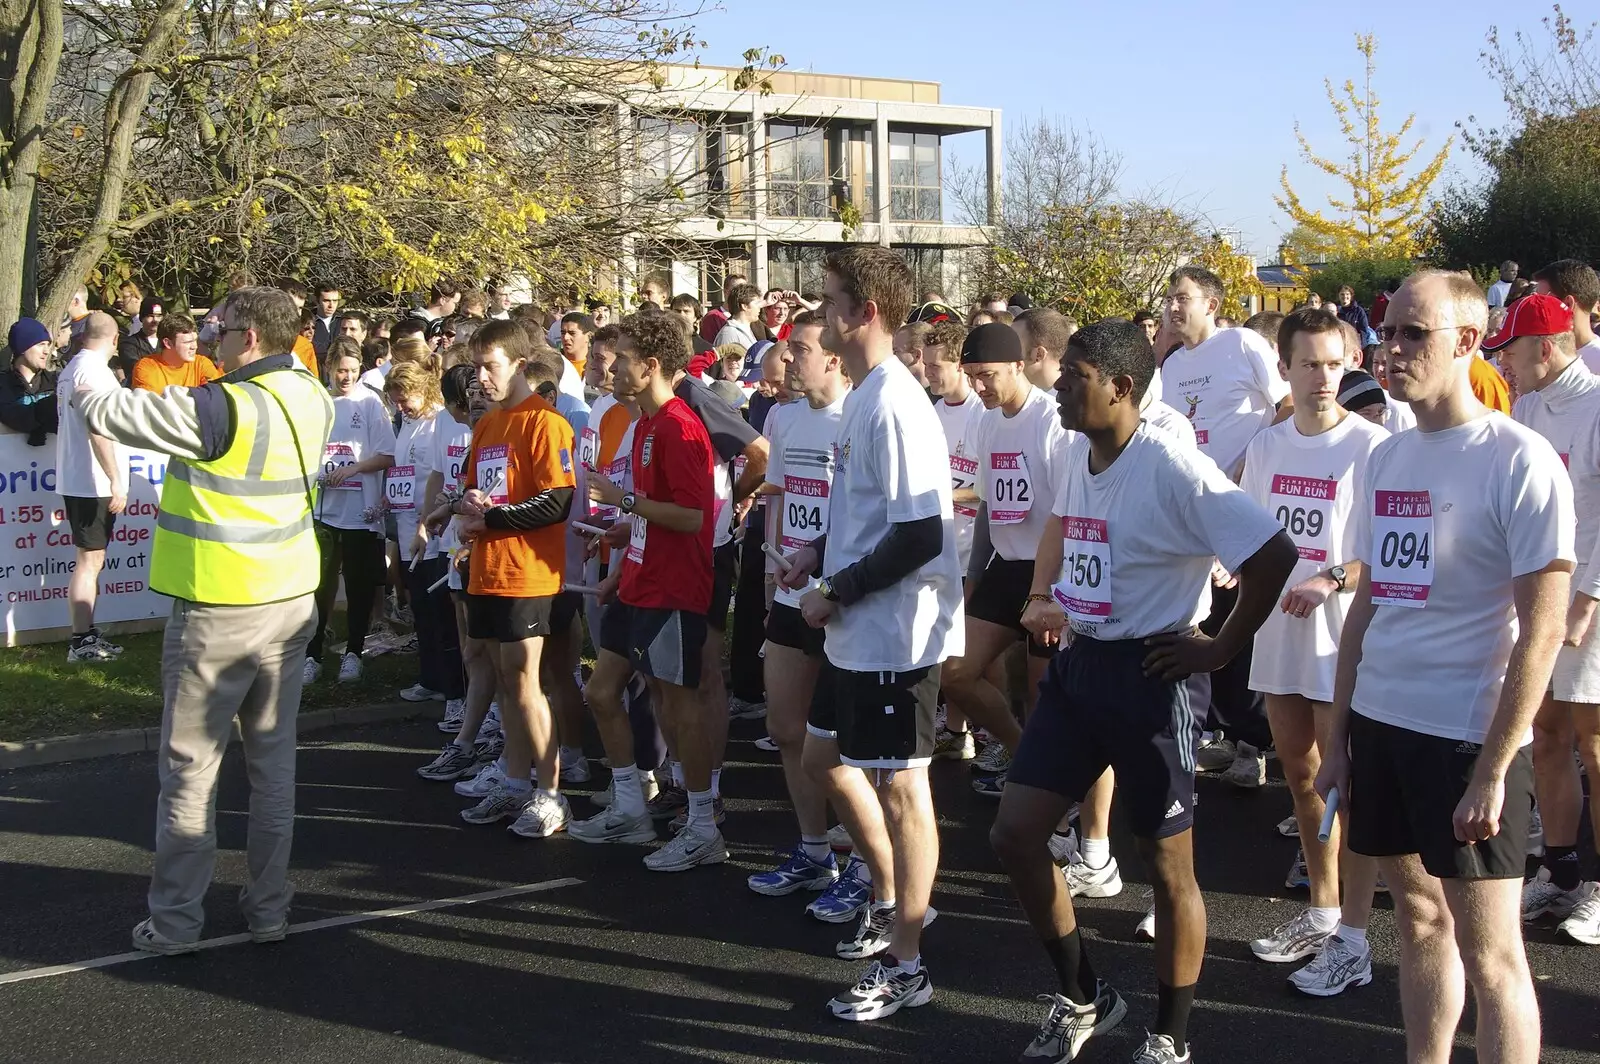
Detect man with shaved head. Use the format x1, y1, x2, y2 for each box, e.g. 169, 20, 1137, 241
54, 311, 129, 662
1318, 270, 1575, 1063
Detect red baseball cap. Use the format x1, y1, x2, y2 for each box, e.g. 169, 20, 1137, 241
1482, 292, 1572, 352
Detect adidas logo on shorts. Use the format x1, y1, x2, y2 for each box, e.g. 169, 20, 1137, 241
1163, 799, 1185, 819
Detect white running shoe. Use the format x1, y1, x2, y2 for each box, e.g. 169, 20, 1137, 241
400, 683, 444, 703
1020, 983, 1128, 1063
1064, 855, 1123, 898
1220, 742, 1265, 788
1048, 828, 1080, 866
1522, 868, 1582, 922
459, 783, 525, 825
1250, 908, 1332, 963
302, 658, 322, 684
1195, 734, 1237, 773
508, 792, 570, 838
1289, 933, 1373, 996
454, 760, 507, 798
436, 699, 465, 734
560, 748, 591, 785
827, 823, 854, 854
972, 740, 1012, 774
337, 652, 362, 683
1131, 1032, 1190, 1063
1527, 804, 1545, 857
644, 826, 729, 872
1277, 815, 1300, 837
1134, 891, 1156, 941
570, 806, 658, 845
753, 735, 780, 753
1558, 882, 1600, 944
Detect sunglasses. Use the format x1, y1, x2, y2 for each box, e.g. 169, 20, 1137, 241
1378, 324, 1464, 344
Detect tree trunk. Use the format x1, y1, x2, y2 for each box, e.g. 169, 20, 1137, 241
38, 0, 187, 330
0, 0, 64, 329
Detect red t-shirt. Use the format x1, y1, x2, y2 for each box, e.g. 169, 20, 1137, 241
619, 397, 715, 613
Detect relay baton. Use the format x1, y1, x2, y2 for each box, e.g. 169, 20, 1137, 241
1317, 786, 1340, 843
762, 541, 793, 573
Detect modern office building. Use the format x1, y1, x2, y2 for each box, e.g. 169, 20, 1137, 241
621, 64, 1001, 304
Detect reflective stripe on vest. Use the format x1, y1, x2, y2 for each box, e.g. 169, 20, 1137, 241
150, 367, 333, 605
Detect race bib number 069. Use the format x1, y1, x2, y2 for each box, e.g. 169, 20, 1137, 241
1370, 489, 1433, 608
1269, 474, 1333, 562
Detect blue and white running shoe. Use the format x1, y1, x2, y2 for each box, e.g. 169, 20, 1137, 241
748, 844, 838, 896
807, 855, 872, 923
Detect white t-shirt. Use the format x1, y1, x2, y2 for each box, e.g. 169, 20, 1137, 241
766, 393, 845, 608
1512, 359, 1600, 592
1351, 414, 1575, 744
1384, 395, 1417, 433
934, 390, 986, 571
56, 349, 127, 498
1049, 427, 1283, 640
1579, 338, 1600, 375
1241, 414, 1389, 702
429, 411, 473, 589
1141, 395, 1200, 452
391, 411, 439, 562
317, 389, 396, 531
823, 357, 964, 672
358, 364, 390, 395
1160, 327, 1290, 479
1487, 280, 1512, 309
971, 384, 1070, 562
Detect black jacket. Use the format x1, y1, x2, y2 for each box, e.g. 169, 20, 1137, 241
117, 333, 158, 383
0, 366, 59, 446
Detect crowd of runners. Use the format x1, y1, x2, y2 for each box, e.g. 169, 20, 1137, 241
11, 249, 1599, 1064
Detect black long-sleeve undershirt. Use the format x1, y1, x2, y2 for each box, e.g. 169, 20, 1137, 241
814, 515, 944, 607
483, 487, 574, 531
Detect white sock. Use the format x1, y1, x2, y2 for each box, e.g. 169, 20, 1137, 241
612, 767, 646, 818
1338, 923, 1368, 949
895, 953, 921, 974
711, 767, 722, 799
686, 788, 716, 835
871, 897, 896, 911
1309, 906, 1341, 933
536, 787, 559, 803
1082, 837, 1111, 869
560, 745, 584, 763
451, 739, 471, 752
670, 760, 685, 788
504, 776, 532, 796
801, 835, 831, 863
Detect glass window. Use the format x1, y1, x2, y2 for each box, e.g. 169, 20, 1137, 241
889, 130, 941, 222
768, 123, 831, 219
899, 247, 946, 298
637, 117, 703, 204
768, 244, 827, 299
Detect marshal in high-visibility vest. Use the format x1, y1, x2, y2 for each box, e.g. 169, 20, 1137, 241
150, 367, 333, 604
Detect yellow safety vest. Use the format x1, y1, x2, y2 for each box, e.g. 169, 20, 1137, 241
150, 366, 334, 605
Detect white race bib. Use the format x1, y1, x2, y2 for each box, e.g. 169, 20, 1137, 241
1052, 515, 1112, 624
476, 444, 510, 506
626, 515, 647, 564
322, 442, 360, 490
385, 465, 416, 510
1370, 489, 1433, 608
594, 455, 629, 522
444, 444, 468, 491
1269, 473, 1334, 562
578, 426, 600, 469
781, 474, 830, 551
988, 451, 1033, 524
951, 453, 979, 519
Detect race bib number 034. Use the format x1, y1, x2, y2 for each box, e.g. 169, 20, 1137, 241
1269, 474, 1334, 562
1370, 489, 1433, 608
1052, 515, 1112, 623
781, 474, 830, 551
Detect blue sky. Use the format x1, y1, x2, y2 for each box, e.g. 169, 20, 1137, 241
688, 0, 1545, 258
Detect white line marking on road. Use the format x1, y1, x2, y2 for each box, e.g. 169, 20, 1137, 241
0, 876, 583, 988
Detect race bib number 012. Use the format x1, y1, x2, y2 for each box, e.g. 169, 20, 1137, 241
988, 452, 1032, 524
1269, 474, 1334, 561
1052, 515, 1112, 623
1370, 489, 1433, 608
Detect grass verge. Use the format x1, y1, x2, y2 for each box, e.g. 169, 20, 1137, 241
0, 619, 422, 744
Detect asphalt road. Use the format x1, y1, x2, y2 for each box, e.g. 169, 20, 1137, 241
1, 716, 1596, 1064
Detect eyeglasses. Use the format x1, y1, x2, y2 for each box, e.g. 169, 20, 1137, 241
1378, 324, 1464, 344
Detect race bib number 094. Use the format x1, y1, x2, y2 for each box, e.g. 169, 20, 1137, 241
1370, 489, 1433, 608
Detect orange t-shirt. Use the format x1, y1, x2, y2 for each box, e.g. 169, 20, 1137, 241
293, 335, 319, 378
463, 392, 576, 597
1469, 356, 1512, 415
131, 354, 223, 392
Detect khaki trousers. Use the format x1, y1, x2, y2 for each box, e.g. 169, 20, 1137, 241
146, 593, 316, 941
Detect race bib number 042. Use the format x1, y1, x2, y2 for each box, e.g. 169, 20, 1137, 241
1370, 489, 1433, 608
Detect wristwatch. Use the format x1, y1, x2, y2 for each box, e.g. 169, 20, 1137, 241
1328, 564, 1349, 593
620, 492, 637, 515
817, 577, 840, 602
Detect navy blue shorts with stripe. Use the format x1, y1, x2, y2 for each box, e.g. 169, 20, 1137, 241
1007, 634, 1200, 839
